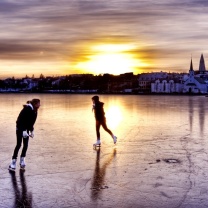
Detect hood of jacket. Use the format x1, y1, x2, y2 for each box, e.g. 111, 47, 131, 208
23, 103, 34, 110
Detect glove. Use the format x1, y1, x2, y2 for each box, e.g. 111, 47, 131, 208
23, 131, 29, 138
30, 131, 34, 138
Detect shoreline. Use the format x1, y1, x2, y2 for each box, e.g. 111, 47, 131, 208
0, 91, 207, 96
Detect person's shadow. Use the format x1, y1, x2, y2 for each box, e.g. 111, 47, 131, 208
9, 170, 33, 208
91, 147, 117, 201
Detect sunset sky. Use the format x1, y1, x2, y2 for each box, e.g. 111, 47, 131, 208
1, 0, 208, 78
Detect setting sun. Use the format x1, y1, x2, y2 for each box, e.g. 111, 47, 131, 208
73, 43, 149, 75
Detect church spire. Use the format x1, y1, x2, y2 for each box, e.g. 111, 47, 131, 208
190, 58, 193, 71
199, 54, 206, 72
189, 58, 194, 79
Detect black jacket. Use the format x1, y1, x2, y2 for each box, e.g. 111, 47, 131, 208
93, 101, 105, 121
16, 104, 37, 131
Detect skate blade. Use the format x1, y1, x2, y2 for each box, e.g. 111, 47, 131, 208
20, 166, 25, 171
93, 144, 101, 148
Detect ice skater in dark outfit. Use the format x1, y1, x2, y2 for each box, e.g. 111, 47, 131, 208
92, 95, 117, 146
9, 99, 40, 171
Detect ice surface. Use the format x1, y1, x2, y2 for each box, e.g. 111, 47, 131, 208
1, 94, 208, 207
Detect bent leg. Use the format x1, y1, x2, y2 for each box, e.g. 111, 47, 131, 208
101, 119, 113, 136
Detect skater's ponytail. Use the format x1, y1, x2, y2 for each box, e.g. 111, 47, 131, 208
24, 99, 40, 110
27, 99, 40, 106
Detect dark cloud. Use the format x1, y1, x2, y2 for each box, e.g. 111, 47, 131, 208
0, 1, 23, 13
0, 40, 68, 61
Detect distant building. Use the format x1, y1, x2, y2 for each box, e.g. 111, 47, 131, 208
198, 54, 206, 74
21, 78, 38, 90
151, 54, 208, 94
52, 77, 65, 86
151, 79, 183, 93
183, 55, 208, 94
138, 72, 168, 93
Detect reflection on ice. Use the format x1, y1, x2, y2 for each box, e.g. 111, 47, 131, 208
1, 94, 208, 207
9, 170, 33, 208
105, 106, 123, 129
91, 148, 116, 201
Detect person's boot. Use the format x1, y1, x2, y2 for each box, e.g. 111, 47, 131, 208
93, 140, 101, 147
20, 157, 26, 170
8, 159, 17, 171
113, 136, 117, 144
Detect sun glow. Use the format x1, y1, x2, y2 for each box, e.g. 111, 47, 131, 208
74, 43, 148, 75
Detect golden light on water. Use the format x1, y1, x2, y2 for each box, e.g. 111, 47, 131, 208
74, 43, 149, 75
105, 105, 123, 129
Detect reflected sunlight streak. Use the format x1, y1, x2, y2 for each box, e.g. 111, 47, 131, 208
105, 106, 123, 129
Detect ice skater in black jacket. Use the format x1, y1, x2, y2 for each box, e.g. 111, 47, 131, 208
9, 99, 40, 171
92, 95, 117, 147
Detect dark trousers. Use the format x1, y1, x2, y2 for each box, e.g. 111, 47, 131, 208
12, 130, 29, 159
96, 119, 113, 139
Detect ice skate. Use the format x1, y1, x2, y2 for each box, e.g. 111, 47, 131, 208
20, 157, 26, 170
93, 140, 101, 148
113, 136, 117, 144
8, 159, 16, 172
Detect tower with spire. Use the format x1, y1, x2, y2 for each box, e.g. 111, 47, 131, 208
199, 54, 206, 74
189, 58, 195, 82
183, 55, 207, 94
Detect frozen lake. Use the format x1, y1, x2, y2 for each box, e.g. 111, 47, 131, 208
1, 94, 208, 207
